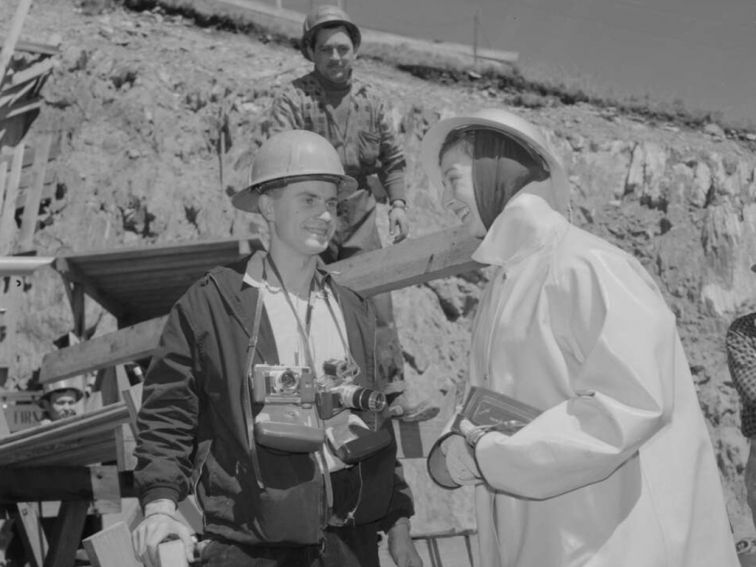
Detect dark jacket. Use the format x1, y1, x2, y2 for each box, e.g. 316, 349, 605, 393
134, 255, 414, 547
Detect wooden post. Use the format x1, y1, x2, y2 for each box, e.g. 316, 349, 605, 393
0, 0, 33, 83
83, 522, 141, 567
43, 500, 89, 567
15, 502, 47, 567
18, 133, 53, 250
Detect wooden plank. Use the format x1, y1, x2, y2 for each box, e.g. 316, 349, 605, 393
83, 521, 141, 567
158, 538, 189, 567
0, 141, 25, 252
0, 132, 60, 168
0, 402, 130, 466
90, 464, 123, 514
0, 390, 41, 403
331, 225, 482, 296
0, 160, 7, 215
18, 133, 53, 248
1, 96, 41, 119
43, 500, 89, 567
15, 502, 47, 567
10, 58, 55, 86
39, 318, 166, 384
0, 466, 136, 502
1, 39, 60, 56
0, 0, 33, 84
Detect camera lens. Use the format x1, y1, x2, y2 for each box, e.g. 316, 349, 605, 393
339, 385, 386, 412
276, 369, 299, 392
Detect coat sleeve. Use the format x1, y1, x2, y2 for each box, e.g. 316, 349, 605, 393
473, 249, 676, 499
374, 98, 407, 203
134, 299, 201, 506
726, 315, 756, 405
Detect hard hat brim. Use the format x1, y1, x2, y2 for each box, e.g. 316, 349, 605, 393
232, 173, 358, 212
421, 109, 568, 203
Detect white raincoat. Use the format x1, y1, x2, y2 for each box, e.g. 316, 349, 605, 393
428, 161, 738, 565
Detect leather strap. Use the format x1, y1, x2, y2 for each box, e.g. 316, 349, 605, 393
243, 291, 265, 489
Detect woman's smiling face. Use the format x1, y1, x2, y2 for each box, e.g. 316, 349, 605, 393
440, 144, 487, 238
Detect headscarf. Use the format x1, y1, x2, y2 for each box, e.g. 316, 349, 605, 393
472, 129, 550, 229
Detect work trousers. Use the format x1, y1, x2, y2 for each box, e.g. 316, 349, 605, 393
320, 188, 405, 395
198, 523, 381, 567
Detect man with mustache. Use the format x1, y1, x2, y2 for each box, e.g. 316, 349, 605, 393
264, 5, 438, 422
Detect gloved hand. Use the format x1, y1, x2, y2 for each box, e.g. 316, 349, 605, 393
441, 433, 482, 485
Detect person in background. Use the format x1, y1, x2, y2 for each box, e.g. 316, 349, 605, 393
132, 130, 421, 567
423, 108, 738, 567
264, 5, 438, 422
727, 263, 756, 532
38, 376, 85, 423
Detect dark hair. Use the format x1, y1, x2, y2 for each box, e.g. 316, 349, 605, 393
309, 22, 357, 51
439, 127, 549, 175
438, 128, 476, 164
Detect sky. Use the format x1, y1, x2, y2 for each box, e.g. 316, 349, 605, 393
280, 0, 756, 127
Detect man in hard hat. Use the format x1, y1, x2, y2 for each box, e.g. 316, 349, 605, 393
38, 376, 85, 423
264, 4, 437, 422
132, 130, 422, 567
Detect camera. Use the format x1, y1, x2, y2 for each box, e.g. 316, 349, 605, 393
315, 358, 386, 419
316, 359, 391, 465
251, 365, 323, 453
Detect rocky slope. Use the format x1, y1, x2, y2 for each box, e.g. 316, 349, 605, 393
5, 0, 756, 537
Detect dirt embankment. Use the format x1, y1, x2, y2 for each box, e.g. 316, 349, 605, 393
5, 0, 756, 538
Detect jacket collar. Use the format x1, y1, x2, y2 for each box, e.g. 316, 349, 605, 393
472, 191, 569, 269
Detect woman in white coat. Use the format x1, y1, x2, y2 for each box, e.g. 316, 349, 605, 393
423, 108, 738, 567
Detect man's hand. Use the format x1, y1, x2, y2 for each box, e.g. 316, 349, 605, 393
388, 205, 409, 243
387, 518, 423, 567
132, 500, 195, 567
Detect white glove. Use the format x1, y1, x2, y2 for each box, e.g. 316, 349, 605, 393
442, 434, 482, 485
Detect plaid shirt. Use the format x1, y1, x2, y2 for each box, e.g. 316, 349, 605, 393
726, 313, 756, 437
265, 71, 407, 203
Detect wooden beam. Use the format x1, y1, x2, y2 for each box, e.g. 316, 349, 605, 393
83, 522, 141, 567
43, 500, 89, 567
39, 317, 166, 384
1, 96, 41, 119
0, 0, 33, 84
158, 539, 189, 567
10, 58, 55, 86
331, 224, 482, 296
0, 402, 131, 466
0, 38, 60, 56
55, 257, 126, 324
15, 502, 47, 567
0, 141, 25, 253
0, 466, 136, 502
18, 133, 53, 249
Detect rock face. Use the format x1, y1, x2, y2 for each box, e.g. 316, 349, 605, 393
6, 0, 756, 537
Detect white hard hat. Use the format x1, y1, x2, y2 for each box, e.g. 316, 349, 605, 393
421, 108, 569, 211
232, 130, 357, 212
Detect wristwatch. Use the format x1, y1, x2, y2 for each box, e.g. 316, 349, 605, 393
390, 199, 407, 211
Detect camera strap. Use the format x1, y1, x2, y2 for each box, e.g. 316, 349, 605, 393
254, 259, 335, 516
243, 291, 265, 490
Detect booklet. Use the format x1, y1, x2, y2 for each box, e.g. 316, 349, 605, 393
450, 386, 541, 435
